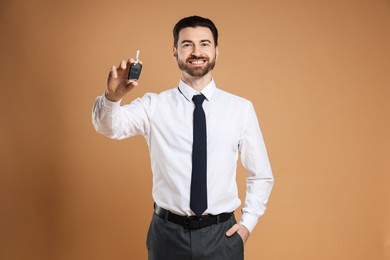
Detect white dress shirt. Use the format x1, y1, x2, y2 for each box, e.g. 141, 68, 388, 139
92, 79, 274, 233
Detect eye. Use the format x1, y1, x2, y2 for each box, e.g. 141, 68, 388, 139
201, 42, 210, 47
182, 43, 192, 48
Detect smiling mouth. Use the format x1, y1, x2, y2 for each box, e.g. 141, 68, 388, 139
187, 55, 208, 65
188, 59, 207, 65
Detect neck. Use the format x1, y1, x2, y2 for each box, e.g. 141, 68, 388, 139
181, 72, 213, 92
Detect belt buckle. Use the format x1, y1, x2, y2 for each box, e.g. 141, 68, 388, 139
184, 216, 202, 229
185, 215, 211, 229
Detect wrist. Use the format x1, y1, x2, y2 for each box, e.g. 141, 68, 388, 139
104, 91, 121, 102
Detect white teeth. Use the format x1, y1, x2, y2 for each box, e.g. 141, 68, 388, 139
190, 60, 205, 64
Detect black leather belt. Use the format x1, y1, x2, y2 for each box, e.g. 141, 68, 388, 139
154, 204, 233, 229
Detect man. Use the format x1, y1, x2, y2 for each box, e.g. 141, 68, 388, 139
92, 16, 274, 260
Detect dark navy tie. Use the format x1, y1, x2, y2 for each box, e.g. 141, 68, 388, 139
190, 94, 208, 217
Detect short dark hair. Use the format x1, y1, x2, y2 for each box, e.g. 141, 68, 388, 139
173, 16, 218, 47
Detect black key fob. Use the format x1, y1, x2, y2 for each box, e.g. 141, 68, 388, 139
128, 50, 142, 81
128, 62, 142, 81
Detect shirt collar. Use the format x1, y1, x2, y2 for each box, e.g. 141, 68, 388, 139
178, 79, 216, 102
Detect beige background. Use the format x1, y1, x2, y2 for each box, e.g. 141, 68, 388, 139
1, 0, 389, 259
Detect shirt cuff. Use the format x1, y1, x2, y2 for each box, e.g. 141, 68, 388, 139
102, 92, 121, 109
239, 212, 258, 234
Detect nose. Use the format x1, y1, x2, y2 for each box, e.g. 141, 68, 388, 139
191, 44, 201, 56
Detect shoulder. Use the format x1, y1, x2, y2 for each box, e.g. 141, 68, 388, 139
138, 87, 178, 101
157, 87, 181, 98
143, 87, 179, 99
215, 88, 252, 108
136, 87, 180, 110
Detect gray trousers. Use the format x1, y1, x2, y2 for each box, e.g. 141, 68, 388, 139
146, 213, 244, 260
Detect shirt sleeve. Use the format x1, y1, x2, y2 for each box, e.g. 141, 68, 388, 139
92, 92, 153, 139
238, 102, 274, 233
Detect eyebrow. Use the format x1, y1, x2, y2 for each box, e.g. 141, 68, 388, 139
180, 40, 193, 44
200, 40, 212, 43
180, 39, 212, 44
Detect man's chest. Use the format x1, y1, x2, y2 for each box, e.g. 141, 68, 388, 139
149, 100, 246, 151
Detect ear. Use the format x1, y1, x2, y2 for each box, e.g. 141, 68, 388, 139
173, 46, 178, 58
215, 46, 219, 60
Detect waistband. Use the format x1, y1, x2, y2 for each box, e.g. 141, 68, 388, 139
154, 204, 233, 229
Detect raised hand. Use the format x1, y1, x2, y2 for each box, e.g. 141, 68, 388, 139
105, 58, 143, 102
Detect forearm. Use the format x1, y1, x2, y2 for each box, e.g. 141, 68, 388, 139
92, 94, 123, 139
92, 91, 151, 139
239, 176, 274, 233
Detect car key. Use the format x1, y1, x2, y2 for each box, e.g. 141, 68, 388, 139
128, 50, 142, 81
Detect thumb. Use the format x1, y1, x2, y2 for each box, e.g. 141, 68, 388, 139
225, 224, 240, 237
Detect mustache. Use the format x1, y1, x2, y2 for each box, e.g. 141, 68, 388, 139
186, 55, 209, 61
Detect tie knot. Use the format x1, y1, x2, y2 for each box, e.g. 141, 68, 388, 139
192, 94, 206, 105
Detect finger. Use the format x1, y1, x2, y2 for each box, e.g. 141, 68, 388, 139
225, 224, 240, 237
111, 66, 118, 78
126, 80, 139, 87
120, 59, 126, 69
131, 57, 142, 65
128, 58, 135, 64
127, 58, 143, 65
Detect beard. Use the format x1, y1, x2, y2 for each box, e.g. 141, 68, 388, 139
177, 54, 216, 77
